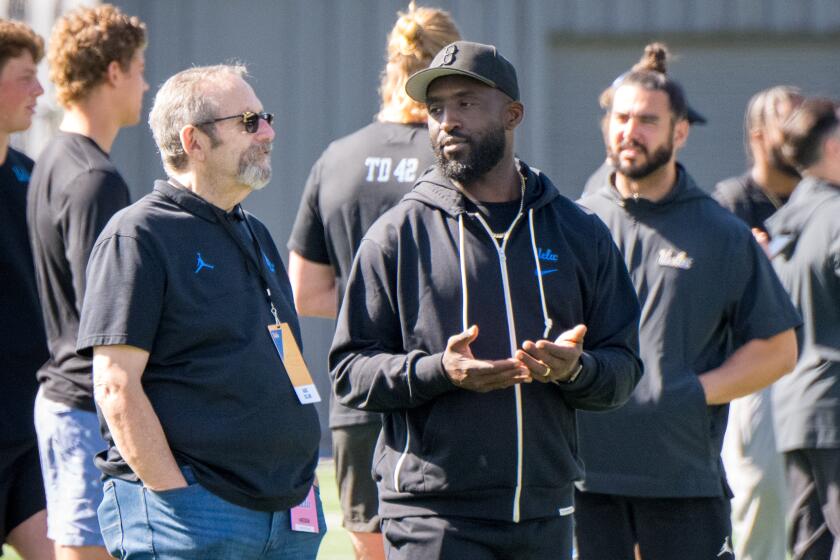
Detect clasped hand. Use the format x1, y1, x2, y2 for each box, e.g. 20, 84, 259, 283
442, 324, 586, 392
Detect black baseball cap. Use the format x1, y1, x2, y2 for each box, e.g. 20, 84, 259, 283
405, 41, 519, 103
686, 106, 707, 125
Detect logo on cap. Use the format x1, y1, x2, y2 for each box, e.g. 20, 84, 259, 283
441, 44, 458, 66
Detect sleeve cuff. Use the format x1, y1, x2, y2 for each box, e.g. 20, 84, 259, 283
411, 352, 456, 400
553, 352, 594, 389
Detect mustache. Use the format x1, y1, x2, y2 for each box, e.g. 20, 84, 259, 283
437, 130, 470, 145
619, 139, 647, 153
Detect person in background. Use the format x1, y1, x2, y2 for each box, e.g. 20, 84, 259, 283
287, 5, 460, 559
714, 85, 804, 560
0, 17, 53, 560
768, 97, 840, 560
576, 43, 800, 560
26, 5, 147, 559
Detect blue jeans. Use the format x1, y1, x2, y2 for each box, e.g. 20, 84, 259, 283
98, 466, 325, 559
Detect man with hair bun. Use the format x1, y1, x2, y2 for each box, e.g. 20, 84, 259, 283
288, 5, 459, 558
581, 43, 707, 197
714, 85, 803, 560
0, 17, 53, 560
577, 42, 801, 560
768, 97, 840, 560
26, 4, 147, 559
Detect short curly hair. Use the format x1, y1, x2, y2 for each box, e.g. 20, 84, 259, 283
0, 18, 44, 74
48, 3, 146, 107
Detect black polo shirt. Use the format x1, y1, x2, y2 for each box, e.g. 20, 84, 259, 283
77, 180, 320, 512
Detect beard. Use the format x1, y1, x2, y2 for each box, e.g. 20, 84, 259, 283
767, 144, 801, 178
433, 124, 506, 185
238, 142, 272, 190
608, 137, 674, 180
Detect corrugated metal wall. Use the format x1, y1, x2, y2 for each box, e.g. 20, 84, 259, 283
65, 0, 840, 453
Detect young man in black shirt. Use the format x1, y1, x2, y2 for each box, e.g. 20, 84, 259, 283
288, 7, 459, 559
26, 6, 147, 559
713, 85, 803, 560
0, 18, 53, 560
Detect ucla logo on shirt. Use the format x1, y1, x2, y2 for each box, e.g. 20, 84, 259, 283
12, 165, 30, 183
657, 248, 693, 270
535, 247, 559, 277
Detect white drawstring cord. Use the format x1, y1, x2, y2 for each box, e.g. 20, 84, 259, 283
529, 209, 553, 338
458, 214, 469, 332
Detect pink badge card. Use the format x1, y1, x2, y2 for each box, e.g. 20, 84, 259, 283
290, 485, 319, 533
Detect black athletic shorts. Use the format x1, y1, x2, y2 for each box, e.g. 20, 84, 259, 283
332, 423, 381, 533
382, 514, 573, 560
0, 442, 47, 544
574, 490, 734, 560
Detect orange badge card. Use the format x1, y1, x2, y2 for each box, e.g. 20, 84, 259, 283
267, 323, 321, 404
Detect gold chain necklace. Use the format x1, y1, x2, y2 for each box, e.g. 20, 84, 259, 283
489, 171, 527, 240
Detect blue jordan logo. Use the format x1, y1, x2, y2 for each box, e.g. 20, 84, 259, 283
12, 165, 30, 183
194, 252, 215, 274
262, 252, 276, 273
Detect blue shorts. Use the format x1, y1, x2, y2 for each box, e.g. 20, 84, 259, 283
34, 388, 105, 547
99, 465, 326, 559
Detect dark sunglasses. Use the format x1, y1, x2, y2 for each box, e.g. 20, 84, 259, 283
195, 111, 274, 133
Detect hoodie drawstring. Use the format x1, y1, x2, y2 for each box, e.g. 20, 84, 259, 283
458, 214, 469, 332
528, 209, 554, 339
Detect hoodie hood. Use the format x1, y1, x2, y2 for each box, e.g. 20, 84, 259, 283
766, 177, 840, 260
767, 176, 839, 236
590, 163, 709, 214
405, 159, 560, 217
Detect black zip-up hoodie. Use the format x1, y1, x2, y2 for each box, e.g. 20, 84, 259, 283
329, 161, 642, 522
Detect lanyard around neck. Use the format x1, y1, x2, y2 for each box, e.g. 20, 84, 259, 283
211, 205, 281, 324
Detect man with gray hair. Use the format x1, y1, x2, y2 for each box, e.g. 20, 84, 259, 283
76, 64, 325, 559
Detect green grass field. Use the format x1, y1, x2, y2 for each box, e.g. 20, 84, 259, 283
2, 461, 354, 560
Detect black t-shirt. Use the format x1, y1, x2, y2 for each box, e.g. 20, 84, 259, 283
467, 198, 523, 237
77, 181, 320, 512
712, 173, 787, 231
27, 132, 130, 411
288, 121, 434, 427
0, 148, 48, 447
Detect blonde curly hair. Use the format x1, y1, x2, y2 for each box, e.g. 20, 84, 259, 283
0, 18, 44, 72
377, 3, 460, 124
48, 3, 146, 107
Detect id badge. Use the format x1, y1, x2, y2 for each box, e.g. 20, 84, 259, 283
290, 485, 319, 533
267, 323, 321, 404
